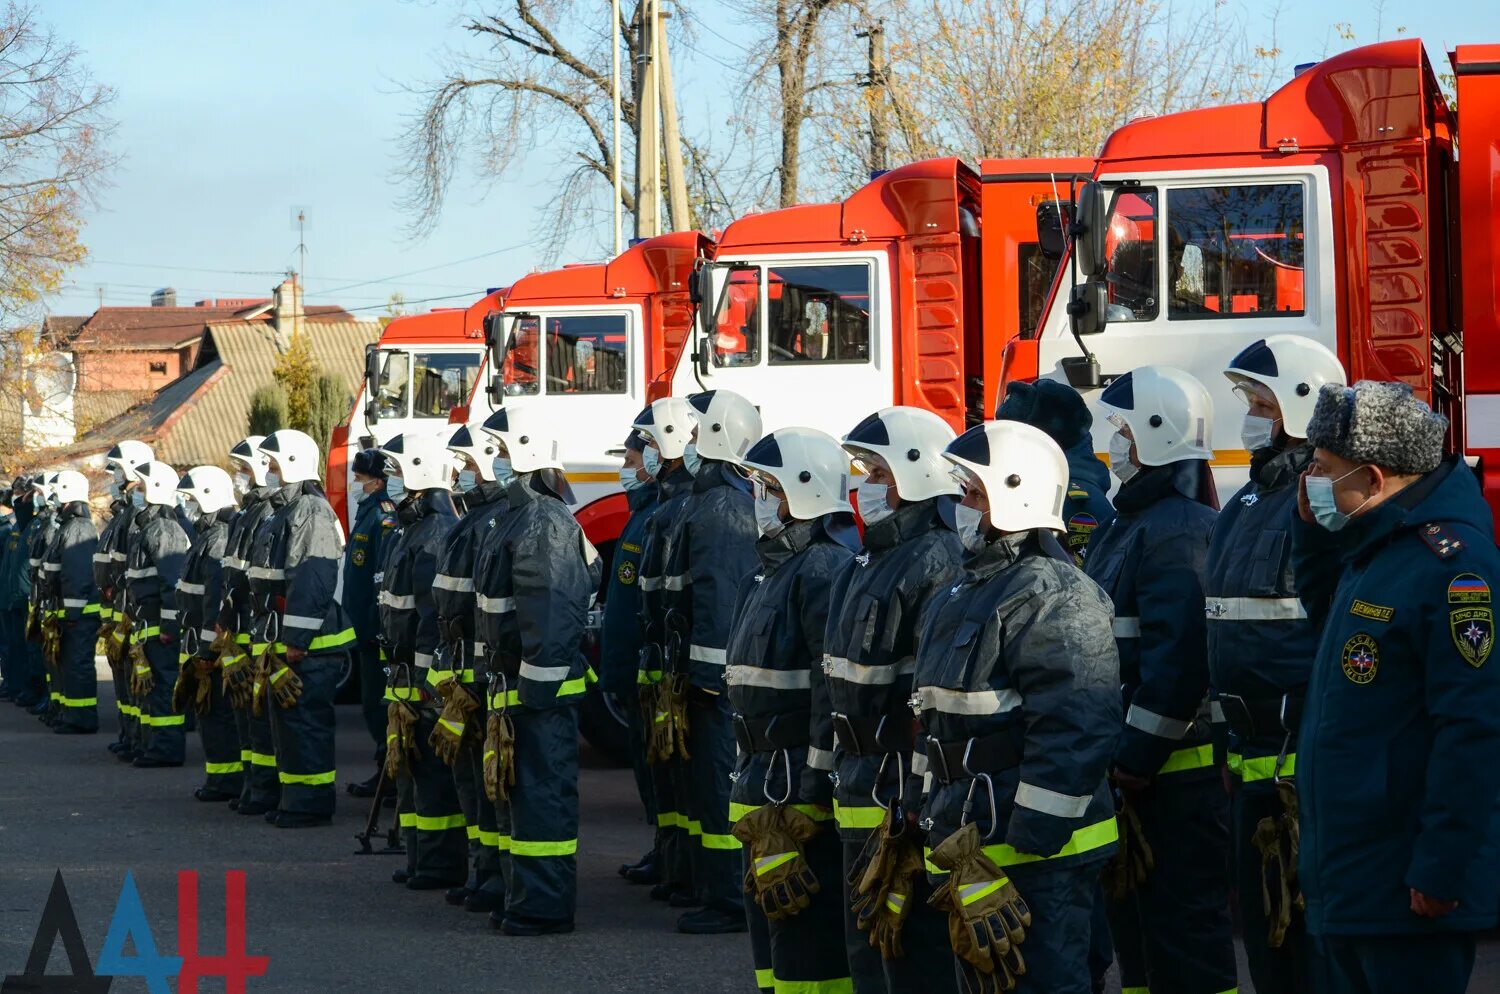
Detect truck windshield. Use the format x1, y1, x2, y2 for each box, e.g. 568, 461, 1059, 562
544, 314, 628, 393
501, 316, 542, 396
411, 352, 482, 418
1103, 188, 1159, 322
1166, 184, 1306, 319
711, 266, 761, 367
374, 351, 411, 418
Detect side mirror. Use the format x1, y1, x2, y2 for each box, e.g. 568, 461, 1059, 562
488, 373, 504, 407
1067, 280, 1108, 337
1060, 355, 1103, 389
1036, 201, 1070, 261
689, 266, 709, 305
363, 347, 380, 426
1074, 182, 1108, 279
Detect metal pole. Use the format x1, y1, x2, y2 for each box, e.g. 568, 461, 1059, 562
612, 0, 622, 254
650, 0, 662, 234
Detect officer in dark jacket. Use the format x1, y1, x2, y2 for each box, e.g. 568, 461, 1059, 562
124, 462, 192, 768
997, 378, 1115, 565
433, 423, 511, 911
666, 388, 763, 935
39, 471, 100, 734
728, 427, 859, 994
1292, 381, 1500, 994
915, 420, 1121, 994
475, 406, 597, 935
98, 441, 155, 756
0, 491, 13, 702
1206, 336, 1345, 993
344, 448, 399, 797
248, 430, 357, 828
172, 466, 242, 802
25, 477, 59, 718
1, 478, 37, 708
1085, 366, 1236, 994
825, 406, 962, 994
599, 417, 659, 881
217, 436, 281, 815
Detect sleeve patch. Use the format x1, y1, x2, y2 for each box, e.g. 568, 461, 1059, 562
1349, 599, 1395, 623
1447, 573, 1491, 604
381, 500, 396, 513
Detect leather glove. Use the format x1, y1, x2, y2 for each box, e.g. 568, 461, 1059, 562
1105, 790, 1154, 900
430, 678, 479, 766
384, 699, 420, 780
1253, 778, 1304, 949
731, 804, 822, 921
928, 821, 1030, 991
850, 803, 925, 959
129, 641, 154, 697
264, 647, 303, 708
172, 662, 199, 714
482, 710, 516, 802
219, 643, 253, 709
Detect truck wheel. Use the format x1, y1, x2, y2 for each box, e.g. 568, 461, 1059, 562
334, 651, 358, 704
578, 685, 631, 767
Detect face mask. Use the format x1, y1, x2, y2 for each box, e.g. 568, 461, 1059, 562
1305, 466, 1371, 532
130, 490, 146, 511
754, 491, 786, 538
620, 466, 646, 492
266, 470, 282, 488
642, 446, 662, 479
492, 456, 515, 488
954, 503, 988, 554
109, 480, 123, 501
857, 480, 894, 526
232, 472, 251, 497
1241, 414, 1279, 453
683, 442, 703, 478
1109, 432, 1139, 485
386, 475, 407, 502
457, 470, 479, 493
179, 497, 202, 526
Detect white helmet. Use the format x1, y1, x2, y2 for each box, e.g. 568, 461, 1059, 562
136, 461, 180, 507
39, 472, 58, 505
1098, 365, 1214, 466
842, 406, 960, 502
944, 421, 1068, 533
480, 406, 563, 474
52, 470, 88, 505
176, 466, 236, 516
105, 440, 154, 482
258, 429, 321, 484
380, 432, 459, 492
740, 427, 852, 520
1224, 336, 1345, 439
448, 423, 501, 482
632, 396, 695, 460
686, 389, 762, 464
229, 435, 273, 486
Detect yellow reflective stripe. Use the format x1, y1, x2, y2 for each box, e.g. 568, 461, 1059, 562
884, 892, 906, 914
487, 689, 521, 709
438, 718, 464, 737
132, 626, 161, 642
494, 834, 512, 852
1158, 744, 1215, 775
755, 969, 774, 990
510, 838, 577, 857
926, 816, 1119, 873
426, 667, 453, 687
701, 832, 741, 850
585, 665, 598, 685
673, 815, 741, 849
466, 824, 481, 841
755, 852, 797, 876
270, 666, 291, 685
1227, 751, 1244, 776
657, 811, 687, 829
117, 703, 140, 717
139, 713, 186, 727
556, 676, 587, 698
252, 642, 269, 655
1239, 753, 1295, 783
637, 669, 663, 685
772, 978, 853, 994
412, 813, 467, 831
834, 803, 885, 830
477, 829, 502, 847
399, 812, 418, 828
240, 749, 253, 762
236, 632, 251, 645
278, 770, 335, 785
205, 761, 245, 775
82, 603, 101, 615
248, 751, 276, 767
730, 802, 834, 824
1121, 988, 1152, 994
959, 877, 1008, 906
384, 686, 423, 702
308, 628, 356, 651
59, 696, 98, 707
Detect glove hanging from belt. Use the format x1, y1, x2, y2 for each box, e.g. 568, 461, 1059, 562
260, 645, 303, 709
849, 802, 925, 960
647, 675, 691, 764
107, 617, 132, 672
39, 610, 61, 669
430, 676, 479, 766
384, 698, 420, 780
219, 639, 254, 710
1104, 789, 1154, 900
1252, 778, 1304, 949
25, 602, 40, 643
129, 639, 154, 697
172, 661, 199, 714
928, 821, 1030, 992
732, 803, 822, 922
482, 684, 516, 802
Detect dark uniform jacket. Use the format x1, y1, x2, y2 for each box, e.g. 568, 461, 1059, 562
1293, 456, 1500, 935
25, 508, 57, 603
635, 464, 696, 686
173, 508, 233, 660
0, 501, 32, 612
725, 517, 855, 815
598, 483, 657, 696
247, 483, 354, 657
823, 498, 962, 836
343, 485, 398, 652
433, 481, 509, 683
124, 504, 191, 641
216, 487, 276, 642
662, 461, 758, 692
913, 530, 1119, 866
92, 499, 127, 623
41, 502, 99, 622
378, 490, 458, 684
474, 477, 594, 711
1061, 437, 1116, 566
1085, 461, 1217, 780
1205, 441, 1316, 786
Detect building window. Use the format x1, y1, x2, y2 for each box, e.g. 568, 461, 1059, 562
149, 361, 168, 375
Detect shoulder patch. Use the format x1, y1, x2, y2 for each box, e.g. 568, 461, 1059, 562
380, 515, 397, 529
1447, 573, 1491, 605
1449, 572, 1493, 668
1067, 485, 1088, 500
1420, 523, 1464, 559
381, 500, 396, 513
1341, 632, 1379, 684
1349, 599, 1395, 623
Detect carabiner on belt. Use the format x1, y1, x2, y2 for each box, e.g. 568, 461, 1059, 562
870, 750, 906, 811
763, 747, 794, 805
960, 771, 999, 842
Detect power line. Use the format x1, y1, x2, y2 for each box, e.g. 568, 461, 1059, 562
40, 291, 487, 334
312, 242, 534, 296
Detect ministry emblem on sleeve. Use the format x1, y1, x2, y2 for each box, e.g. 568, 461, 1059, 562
1341, 633, 1379, 685
1447, 573, 1493, 668
616, 560, 637, 586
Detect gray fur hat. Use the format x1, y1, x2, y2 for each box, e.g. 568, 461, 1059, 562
1306, 380, 1447, 475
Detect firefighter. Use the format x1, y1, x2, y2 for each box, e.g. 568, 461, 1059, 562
475, 405, 597, 935
378, 431, 467, 890
98, 441, 155, 759
1293, 381, 1500, 994
1, 478, 38, 709
601, 414, 660, 884
0, 486, 13, 703
432, 423, 511, 911
632, 396, 702, 906
726, 426, 859, 994
217, 436, 281, 815
910, 420, 1121, 993
1085, 366, 1237, 994
38, 471, 100, 735
1205, 336, 1345, 993
996, 378, 1115, 566
824, 406, 962, 994
666, 388, 764, 935
123, 461, 192, 768
344, 448, 399, 799
172, 466, 243, 802
26, 474, 59, 720
248, 429, 356, 828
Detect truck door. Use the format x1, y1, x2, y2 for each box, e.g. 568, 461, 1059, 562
1036, 169, 1335, 499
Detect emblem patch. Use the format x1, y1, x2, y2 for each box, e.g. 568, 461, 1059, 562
616, 560, 637, 586
1447, 573, 1491, 604
1240, 492, 1259, 507
1341, 633, 1379, 685
1451, 607, 1494, 668
1349, 600, 1395, 623
352, 548, 366, 567
1067, 512, 1098, 549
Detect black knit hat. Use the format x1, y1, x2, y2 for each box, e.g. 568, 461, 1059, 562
351, 448, 387, 480
996, 379, 1093, 450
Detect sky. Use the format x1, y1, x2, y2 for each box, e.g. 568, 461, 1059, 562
37, 0, 1498, 321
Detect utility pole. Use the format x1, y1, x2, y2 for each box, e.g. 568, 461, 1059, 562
611, 0, 623, 254
856, 19, 889, 175
633, 0, 660, 239
658, 7, 690, 232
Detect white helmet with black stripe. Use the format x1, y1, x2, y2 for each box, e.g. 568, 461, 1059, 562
135, 461, 181, 507
1223, 335, 1345, 439
379, 432, 459, 493
632, 396, 696, 460
686, 389, 762, 464
842, 406, 960, 502
1098, 365, 1214, 466
943, 421, 1068, 534
52, 470, 88, 505
105, 439, 154, 483
447, 423, 501, 481
177, 466, 237, 515
229, 435, 272, 487
739, 426, 852, 521
258, 429, 322, 484
480, 406, 564, 474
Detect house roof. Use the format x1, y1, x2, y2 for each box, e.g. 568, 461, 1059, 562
50, 304, 357, 351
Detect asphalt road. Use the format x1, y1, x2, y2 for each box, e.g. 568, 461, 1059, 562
2, 680, 1497, 992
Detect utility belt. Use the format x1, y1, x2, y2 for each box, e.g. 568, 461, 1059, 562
832, 712, 915, 757
926, 726, 1026, 785
1217, 692, 1303, 742
733, 710, 812, 754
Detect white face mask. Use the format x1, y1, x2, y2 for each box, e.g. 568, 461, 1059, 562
456, 470, 479, 493
857, 480, 894, 527
754, 491, 786, 538
232, 471, 251, 497
130, 489, 147, 511
265, 470, 282, 489
492, 456, 515, 487
1241, 414, 1279, 453
386, 475, 407, 502
641, 445, 662, 479
683, 442, 703, 478
954, 502, 988, 553
1109, 432, 1140, 485
1305, 465, 1371, 532
620, 465, 646, 492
